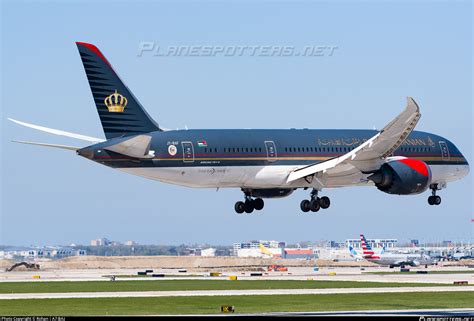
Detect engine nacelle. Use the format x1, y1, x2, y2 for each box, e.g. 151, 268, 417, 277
368, 158, 431, 195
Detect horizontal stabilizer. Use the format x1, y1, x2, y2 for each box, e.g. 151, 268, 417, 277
8, 118, 104, 143
104, 135, 154, 158
12, 140, 80, 151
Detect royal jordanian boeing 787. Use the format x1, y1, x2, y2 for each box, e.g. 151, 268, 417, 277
9, 42, 469, 214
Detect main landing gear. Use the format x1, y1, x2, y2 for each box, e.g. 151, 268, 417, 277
235, 193, 264, 214
428, 184, 442, 206
300, 189, 330, 213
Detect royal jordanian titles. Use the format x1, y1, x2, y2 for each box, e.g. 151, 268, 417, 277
10, 43, 469, 214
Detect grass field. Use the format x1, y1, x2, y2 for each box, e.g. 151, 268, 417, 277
0, 279, 453, 294
0, 291, 472, 315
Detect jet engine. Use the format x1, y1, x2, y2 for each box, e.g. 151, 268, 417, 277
368, 158, 431, 195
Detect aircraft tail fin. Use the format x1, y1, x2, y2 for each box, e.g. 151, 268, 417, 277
348, 244, 359, 258
259, 244, 273, 257
76, 42, 161, 139
360, 234, 375, 257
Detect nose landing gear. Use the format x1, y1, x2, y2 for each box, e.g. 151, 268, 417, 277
300, 189, 330, 213
428, 184, 442, 206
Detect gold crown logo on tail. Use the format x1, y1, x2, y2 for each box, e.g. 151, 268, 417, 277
104, 90, 128, 112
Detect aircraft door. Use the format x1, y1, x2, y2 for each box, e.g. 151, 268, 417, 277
439, 141, 450, 161
182, 141, 194, 162
264, 141, 277, 162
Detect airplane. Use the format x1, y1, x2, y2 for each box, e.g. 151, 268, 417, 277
9, 42, 470, 214
349, 234, 436, 268
258, 244, 275, 258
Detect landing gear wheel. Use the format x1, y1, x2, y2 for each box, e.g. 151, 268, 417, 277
244, 200, 254, 213
428, 184, 442, 206
309, 198, 320, 212
235, 201, 245, 214
254, 198, 264, 211
319, 196, 330, 209
428, 196, 435, 205
300, 200, 310, 212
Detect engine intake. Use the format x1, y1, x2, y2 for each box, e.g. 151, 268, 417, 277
368, 159, 431, 195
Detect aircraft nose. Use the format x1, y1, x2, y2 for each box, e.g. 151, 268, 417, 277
462, 154, 469, 170
77, 147, 94, 159
458, 154, 470, 179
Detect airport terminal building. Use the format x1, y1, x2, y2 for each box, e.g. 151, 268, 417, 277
346, 238, 398, 249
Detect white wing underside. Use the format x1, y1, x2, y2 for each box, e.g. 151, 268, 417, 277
287, 97, 421, 183
11, 140, 80, 151
8, 118, 105, 143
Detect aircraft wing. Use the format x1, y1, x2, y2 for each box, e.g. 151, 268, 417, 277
8, 118, 105, 143
12, 140, 80, 151
287, 97, 421, 183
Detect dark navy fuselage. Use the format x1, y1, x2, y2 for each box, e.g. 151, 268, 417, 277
82, 129, 468, 169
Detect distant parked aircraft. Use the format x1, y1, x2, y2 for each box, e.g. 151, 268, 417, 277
349, 234, 436, 268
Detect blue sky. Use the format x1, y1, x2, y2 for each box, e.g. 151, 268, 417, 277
1, 0, 472, 246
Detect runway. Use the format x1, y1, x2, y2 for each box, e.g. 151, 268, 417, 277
1, 266, 472, 284
1, 285, 472, 300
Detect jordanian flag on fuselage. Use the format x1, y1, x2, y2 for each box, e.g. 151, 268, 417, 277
197, 140, 207, 147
